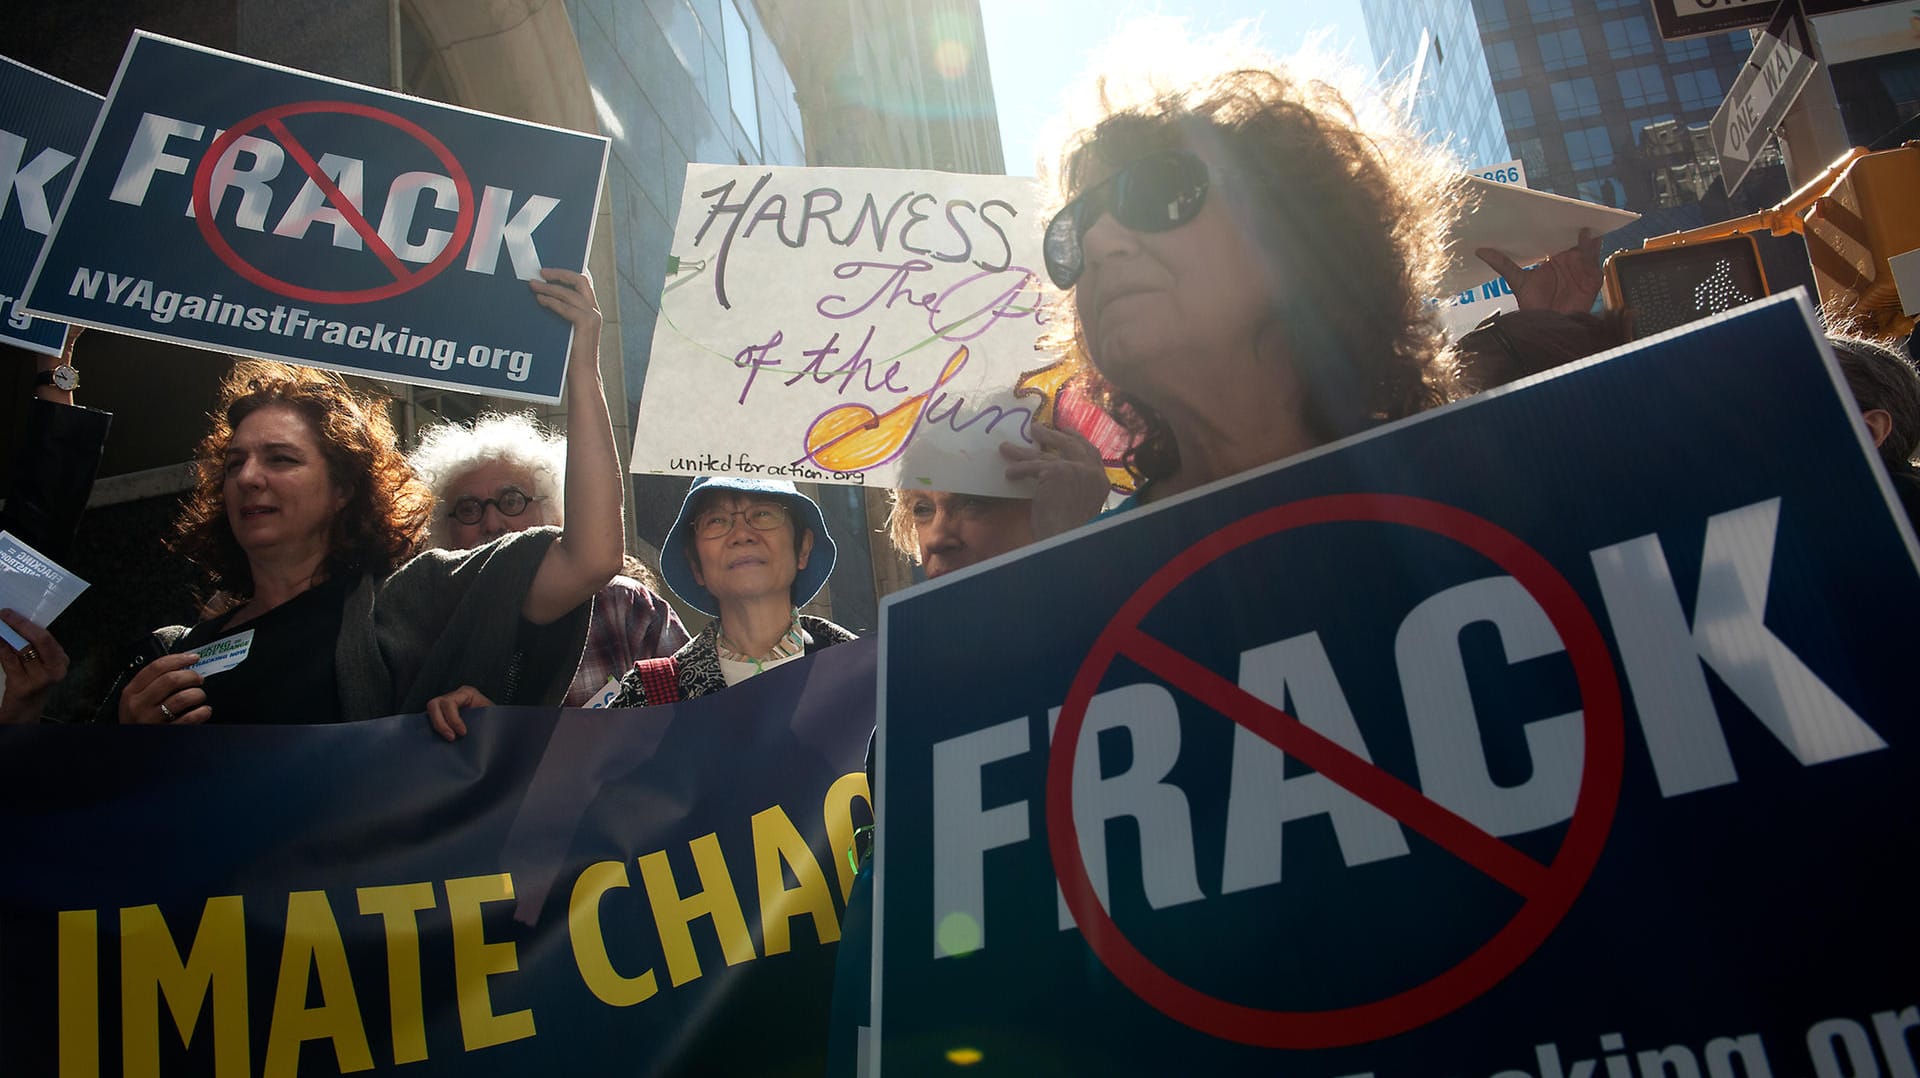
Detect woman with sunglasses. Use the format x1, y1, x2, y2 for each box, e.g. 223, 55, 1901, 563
409, 411, 688, 707
425, 476, 852, 734
1038, 34, 1462, 507
102, 269, 623, 727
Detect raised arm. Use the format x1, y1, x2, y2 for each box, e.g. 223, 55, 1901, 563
521, 269, 624, 624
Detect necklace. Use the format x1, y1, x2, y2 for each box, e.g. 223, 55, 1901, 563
715, 612, 807, 674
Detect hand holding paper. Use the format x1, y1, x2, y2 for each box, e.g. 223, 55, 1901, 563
0, 610, 69, 725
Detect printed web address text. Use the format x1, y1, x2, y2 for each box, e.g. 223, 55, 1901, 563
66, 266, 537, 382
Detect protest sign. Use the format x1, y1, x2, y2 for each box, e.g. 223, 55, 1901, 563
873, 294, 1920, 1075
0, 639, 876, 1077
629, 164, 1052, 495
1439, 160, 1529, 340
0, 55, 100, 355
1438, 177, 1636, 298
20, 32, 607, 402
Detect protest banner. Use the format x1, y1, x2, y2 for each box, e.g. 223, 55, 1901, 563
0, 638, 876, 1077
1438, 176, 1636, 298
873, 294, 1920, 1075
0, 55, 100, 355
19, 32, 607, 402
629, 164, 1054, 496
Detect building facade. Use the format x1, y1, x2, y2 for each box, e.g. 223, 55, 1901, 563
1366, 0, 1812, 288
1362, 0, 1511, 170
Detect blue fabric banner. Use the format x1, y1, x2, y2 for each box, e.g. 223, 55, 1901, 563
874, 295, 1920, 1075
0, 637, 875, 1076
20, 32, 607, 401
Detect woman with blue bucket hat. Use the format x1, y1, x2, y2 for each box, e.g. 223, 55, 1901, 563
422, 476, 854, 730
604, 476, 856, 706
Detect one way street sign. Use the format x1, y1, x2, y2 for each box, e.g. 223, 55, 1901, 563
1709, 0, 1819, 196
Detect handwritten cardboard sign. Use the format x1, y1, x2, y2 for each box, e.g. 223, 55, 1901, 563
629, 164, 1053, 495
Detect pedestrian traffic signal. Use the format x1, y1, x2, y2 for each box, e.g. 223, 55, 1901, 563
1603, 235, 1770, 339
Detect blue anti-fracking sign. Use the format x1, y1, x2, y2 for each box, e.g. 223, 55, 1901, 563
874, 294, 1920, 1075
0, 55, 100, 355
20, 33, 607, 401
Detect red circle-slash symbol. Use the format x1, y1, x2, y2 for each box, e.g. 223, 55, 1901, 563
190, 101, 476, 305
1046, 493, 1624, 1049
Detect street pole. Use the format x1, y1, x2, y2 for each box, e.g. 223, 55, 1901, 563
1773, 17, 1854, 187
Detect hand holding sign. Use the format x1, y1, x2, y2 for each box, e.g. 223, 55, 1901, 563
1475, 227, 1604, 315
1001, 424, 1112, 540
519, 267, 625, 627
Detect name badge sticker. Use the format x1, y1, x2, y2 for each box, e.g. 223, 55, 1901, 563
191, 629, 255, 676
585, 675, 623, 709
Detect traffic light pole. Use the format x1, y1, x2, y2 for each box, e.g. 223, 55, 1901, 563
1773, 18, 1854, 188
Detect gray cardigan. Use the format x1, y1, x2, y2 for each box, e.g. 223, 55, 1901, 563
338, 526, 592, 720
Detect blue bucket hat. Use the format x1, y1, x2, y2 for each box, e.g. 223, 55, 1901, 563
658, 476, 837, 617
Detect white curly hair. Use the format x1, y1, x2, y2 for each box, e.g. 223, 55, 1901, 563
408, 412, 565, 548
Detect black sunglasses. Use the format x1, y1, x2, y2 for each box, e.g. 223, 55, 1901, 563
448, 486, 541, 525
1042, 149, 1212, 290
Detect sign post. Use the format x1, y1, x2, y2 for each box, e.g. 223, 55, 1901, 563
1710, 0, 1820, 196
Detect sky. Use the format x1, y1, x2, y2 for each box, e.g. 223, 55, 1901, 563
975, 0, 1379, 177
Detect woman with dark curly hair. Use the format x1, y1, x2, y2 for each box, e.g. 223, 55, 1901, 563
96, 269, 623, 726
1035, 30, 1463, 508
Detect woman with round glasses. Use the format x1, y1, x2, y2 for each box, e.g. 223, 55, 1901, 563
409, 412, 687, 709
1037, 30, 1462, 506
425, 476, 852, 733
99, 270, 623, 727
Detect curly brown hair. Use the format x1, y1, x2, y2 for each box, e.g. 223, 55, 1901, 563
172, 361, 431, 597
1041, 37, 1464, 487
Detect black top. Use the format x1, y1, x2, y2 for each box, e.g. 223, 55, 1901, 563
178, 575, 351, 725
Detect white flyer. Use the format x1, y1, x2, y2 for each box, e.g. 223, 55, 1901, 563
0, 531, 90, 650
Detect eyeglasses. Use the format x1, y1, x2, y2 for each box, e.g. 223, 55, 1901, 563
1042, 149, 1212, 290
695, 503, 791, 539
448, 486, 541, 525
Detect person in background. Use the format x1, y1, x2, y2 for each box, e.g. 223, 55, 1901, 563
888, 424, 1111, 580
409, 412, 687, 707
426, 476, 852, 736
1829, 330, 1920, 530
0, 328, 108, 723
1448, 308, 1631, 393
13, 269, 622, 728
1034, 26, 1462, 513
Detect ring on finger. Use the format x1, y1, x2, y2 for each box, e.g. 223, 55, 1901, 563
159, 701, 175, 722
18, 645, 39, 664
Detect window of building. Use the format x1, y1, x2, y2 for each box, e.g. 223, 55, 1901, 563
1511, 136, 1548, 181
722, 0, 761, 152
1596, 0, 1636, 8
1472, 0, 1511, 32
1617, 65, 1669, 109
1487, 39, 1522, 81
1674, 68, 1722, 112
1633, 113, 1678, 144
1665, 36, 1710, 63
1551, 77, 1602, 121
1576, 177, 1627, 207
1527, 0, 1575, 21
1498, 88, 1535, 129
1603, 16, 1655, 60
1540, 28, 1586, 73
1564, 126, 1613, 172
